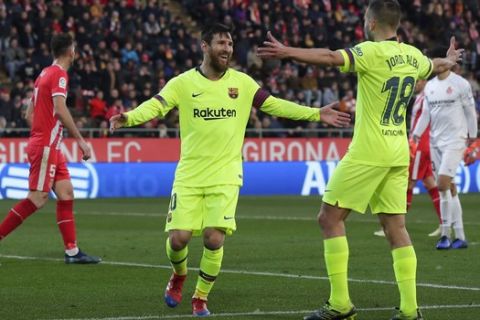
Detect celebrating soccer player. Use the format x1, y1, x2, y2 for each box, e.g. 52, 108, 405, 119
258, 0, 462, 319
0, 34, 101, 264
413, 63, 477, 250
109, 23, 350, 317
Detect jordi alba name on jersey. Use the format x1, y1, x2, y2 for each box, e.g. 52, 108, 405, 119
339, 40, 432, 166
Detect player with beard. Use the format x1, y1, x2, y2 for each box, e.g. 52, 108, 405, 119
110, 23, 351, 317
258, 0, 462, 319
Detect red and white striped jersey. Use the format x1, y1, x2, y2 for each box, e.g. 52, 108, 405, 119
29, 64, 68, 149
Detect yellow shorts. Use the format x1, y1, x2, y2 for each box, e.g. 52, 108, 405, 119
322, 160, 408, 214
165, 185, 240, 236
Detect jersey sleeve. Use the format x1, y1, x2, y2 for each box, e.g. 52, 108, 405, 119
157, 76, 181, 115
338, 41, 376, 74
460, 80, 478, 138
125, 76, 179, 126
51, 69, 68, 98
416, 50, 433, 80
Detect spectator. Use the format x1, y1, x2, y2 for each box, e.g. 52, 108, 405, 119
4, 38, 25, 80
89, 90, 107, 126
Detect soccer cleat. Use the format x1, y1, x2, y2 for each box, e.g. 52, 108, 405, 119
64, 250, 101, 264
435, 235, 451, 250
373, 229, 386, 237
164, 273, 187, 308
428, 226, 441, 237
192, 297, 210, 317
390, 307, 424, 320
450, 238, 468, 249
304, 301, 357, 320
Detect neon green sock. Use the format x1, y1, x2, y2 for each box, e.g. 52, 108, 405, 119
324, 236, 351, 312
194, 247, 224, 300
392, 246, 418, 317
165, 238, 188, 276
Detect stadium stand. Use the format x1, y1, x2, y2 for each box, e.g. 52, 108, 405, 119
0, 0, 479, 138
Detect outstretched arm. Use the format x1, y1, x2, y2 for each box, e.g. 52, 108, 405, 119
260, 95, 350, 127
110, 96, 171, 132
257, 31, 345, 67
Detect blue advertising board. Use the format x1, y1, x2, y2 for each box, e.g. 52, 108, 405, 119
0, 161, 479, 199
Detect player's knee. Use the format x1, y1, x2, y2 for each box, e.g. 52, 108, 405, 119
169, 236, 189, 251
28, 192, 49, 208
317, 211, 334, 230
203, 230, 225, 250
56, 187, 74, 200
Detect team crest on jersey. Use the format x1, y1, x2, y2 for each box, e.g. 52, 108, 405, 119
228, 88, 239, 99
59, 77, 67, 89
446, 86, 453, 94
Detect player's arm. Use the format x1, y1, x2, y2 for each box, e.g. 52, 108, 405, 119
110, 95, 172, 131
24, 98, 33, 126
461, 83, 478, 143
257, 91, 350, 127
431, 37, 464, 75
257, 31, 345, 67
412, 96, 430, 143
111, 77, 178, 131
53, 96, 91, 160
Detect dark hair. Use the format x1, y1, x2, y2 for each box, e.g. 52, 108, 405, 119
428, 46, 448, 59
368, 0, 401, 29
201, 23, 232, 44
51, 33, 74, 58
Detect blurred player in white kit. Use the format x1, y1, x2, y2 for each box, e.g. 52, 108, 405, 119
413, 64, 477, 250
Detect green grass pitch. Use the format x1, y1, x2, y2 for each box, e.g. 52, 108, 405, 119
0, 194, 479, 320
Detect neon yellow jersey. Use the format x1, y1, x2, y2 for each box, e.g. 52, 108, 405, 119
339, 40, 433, 166
125, 67, 320, 187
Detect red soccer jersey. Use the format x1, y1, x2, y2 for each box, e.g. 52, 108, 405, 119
410, 92, 430, 152
29, 64, 68, 149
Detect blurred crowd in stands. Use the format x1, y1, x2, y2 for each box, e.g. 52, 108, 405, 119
0, 0, 479, 138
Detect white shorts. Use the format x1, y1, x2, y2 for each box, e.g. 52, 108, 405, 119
430, 146, 465, 178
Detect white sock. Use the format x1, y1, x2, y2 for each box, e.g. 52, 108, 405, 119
439, 189, 452, 237
451, 194, 466, 241
65, 247, 79, 256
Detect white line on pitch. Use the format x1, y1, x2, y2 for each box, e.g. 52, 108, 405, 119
1, 254, 479, 292
80, 211, 480, 226
47, 304, 480, 320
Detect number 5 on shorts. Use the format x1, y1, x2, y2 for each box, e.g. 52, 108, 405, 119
49, 164, 56, 178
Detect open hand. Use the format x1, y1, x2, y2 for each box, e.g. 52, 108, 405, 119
257, 31, 290, 59
319, 102, 351, 127
78, 140, 91, 161
109, 113, 127, 133
446, 36, 464, 65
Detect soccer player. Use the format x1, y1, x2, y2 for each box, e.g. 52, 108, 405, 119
109, 23, 350, 317
374, 80, 442, 238
258, 1, 462, 319
413, 66, 477, 250
0, 34, 101, 265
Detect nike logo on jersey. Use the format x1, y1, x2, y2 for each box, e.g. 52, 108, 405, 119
224, 216, 234, 220
192, 92, 203, 98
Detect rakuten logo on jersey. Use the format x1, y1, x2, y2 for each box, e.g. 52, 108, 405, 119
193, 107, 237, 120
0, 163, 99, 199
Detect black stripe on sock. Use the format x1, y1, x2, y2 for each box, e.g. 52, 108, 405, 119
199, 270, 217, 282
170, 256, 187, 265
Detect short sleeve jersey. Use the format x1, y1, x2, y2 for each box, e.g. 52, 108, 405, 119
29, 64, 68, 149
156, 68, 267, 187
338, 40, 433, 166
